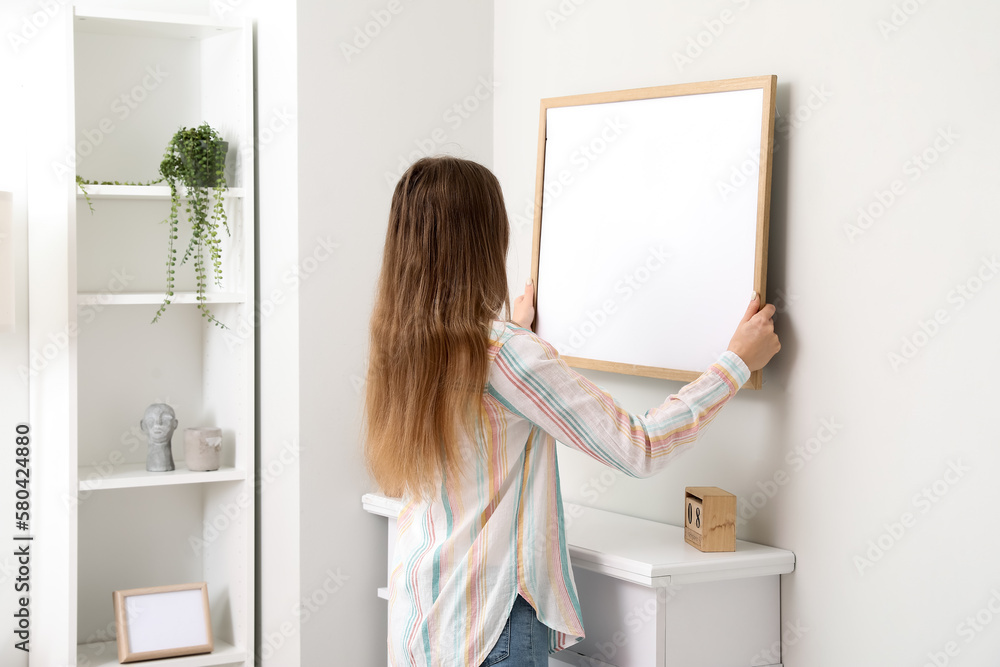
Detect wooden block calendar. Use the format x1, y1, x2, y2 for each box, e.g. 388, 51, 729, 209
684, 486, 736, 552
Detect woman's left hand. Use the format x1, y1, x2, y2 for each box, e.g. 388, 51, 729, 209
512, 278, 535, 328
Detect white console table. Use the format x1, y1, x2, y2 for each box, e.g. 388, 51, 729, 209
362, 493, 795, 667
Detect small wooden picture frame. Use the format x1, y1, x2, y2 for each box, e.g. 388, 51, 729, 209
684, 486, 736, 552
112, 582, 213, 663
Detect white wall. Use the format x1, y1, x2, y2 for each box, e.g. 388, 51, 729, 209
495, 1, 1000, 665
295, 1, 495, 664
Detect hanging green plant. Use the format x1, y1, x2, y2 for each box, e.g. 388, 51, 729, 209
153, 123, 230, 329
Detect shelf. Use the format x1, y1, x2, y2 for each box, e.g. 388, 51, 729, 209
362, 493, 403, 518
77, 292, 247, 306
361, 493, 795, 586
550, 654, 615, 667
562, 503, 795, 586
77, 185, 245, 200
77, 638, 246, 667
377, 587, 389, 600
79, 463, 245, 492
75, 8, 241, 40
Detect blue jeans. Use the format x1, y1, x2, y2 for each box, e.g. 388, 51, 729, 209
479, 595, 549, 666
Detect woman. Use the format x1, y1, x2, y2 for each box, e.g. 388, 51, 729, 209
364, 156, 780, 666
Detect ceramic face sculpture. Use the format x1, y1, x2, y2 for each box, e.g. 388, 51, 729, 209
141, 403, 177, 472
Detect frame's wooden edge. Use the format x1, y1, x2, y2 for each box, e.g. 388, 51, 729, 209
529, 100, 547, 334
113, 582, 213, 663
751, 74, 777, 393
114, 580, 207, 598
122, 641, 215, 663
113, 590, 128, 663
540, 75, 776, 111
564, 354, 763, 391
202, 582, 214, 652
561, 355, 703, 383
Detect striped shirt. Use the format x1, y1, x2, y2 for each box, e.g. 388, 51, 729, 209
386, 319, 751, 666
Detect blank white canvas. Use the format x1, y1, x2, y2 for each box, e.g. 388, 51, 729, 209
124, 588, 208, 653
536, 88, 764, 374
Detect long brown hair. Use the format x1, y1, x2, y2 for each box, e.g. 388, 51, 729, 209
364, 156, 511, 499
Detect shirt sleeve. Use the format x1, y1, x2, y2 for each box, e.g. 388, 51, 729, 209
487, 328, 751, 479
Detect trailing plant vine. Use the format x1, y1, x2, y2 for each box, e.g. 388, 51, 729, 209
74, 124, 231, 330
153, 123, 230, 329
76, 174, 164, 215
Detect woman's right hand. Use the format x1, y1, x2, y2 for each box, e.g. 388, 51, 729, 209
512, 279, 535, 329
727, 292, 781, 372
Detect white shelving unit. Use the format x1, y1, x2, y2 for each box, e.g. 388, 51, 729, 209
30, 6, 254, 666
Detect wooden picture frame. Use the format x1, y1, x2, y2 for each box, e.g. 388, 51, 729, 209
112, 582, 213, 663
530, 75, 776, 389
